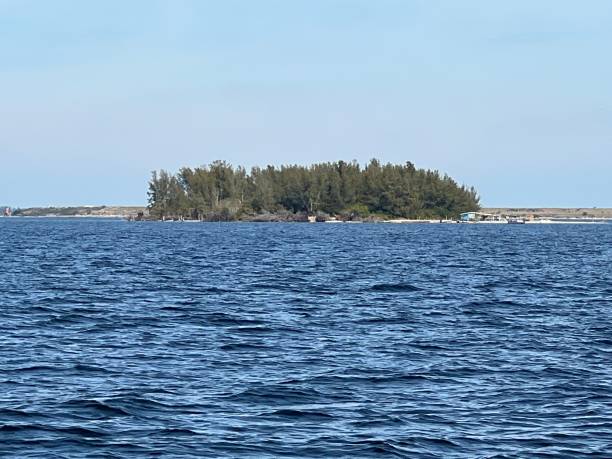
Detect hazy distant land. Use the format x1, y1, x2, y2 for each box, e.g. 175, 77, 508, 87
7, 206, 612, 220
482, 208, 612, 219
11, 206, 145, 218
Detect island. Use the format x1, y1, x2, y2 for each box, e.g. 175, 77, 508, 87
146, 159, 480, 221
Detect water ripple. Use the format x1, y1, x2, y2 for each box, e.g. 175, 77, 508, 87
1, 219, 611, 457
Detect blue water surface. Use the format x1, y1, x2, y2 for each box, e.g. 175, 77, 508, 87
1, 219, 611, 458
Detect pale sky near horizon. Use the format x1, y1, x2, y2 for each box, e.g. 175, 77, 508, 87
1, 0, 610, 208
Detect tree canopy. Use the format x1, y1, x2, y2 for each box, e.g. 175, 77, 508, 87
147, 159, 480, 220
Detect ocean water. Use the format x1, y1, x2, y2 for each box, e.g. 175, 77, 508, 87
1, 219, 611, 458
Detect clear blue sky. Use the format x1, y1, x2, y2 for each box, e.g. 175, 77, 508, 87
1, 0, 610, 207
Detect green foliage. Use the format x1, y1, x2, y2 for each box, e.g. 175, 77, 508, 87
146, 159, 480, 220
12, 206, 107, 217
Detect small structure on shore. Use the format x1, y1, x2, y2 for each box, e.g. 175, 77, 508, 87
3, 207, 12, 217
460, 212, 506, 223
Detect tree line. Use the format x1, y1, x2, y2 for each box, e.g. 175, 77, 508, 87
147, 159, 480, 220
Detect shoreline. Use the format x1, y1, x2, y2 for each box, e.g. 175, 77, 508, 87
3, 216, 609, 225
482, 207, 612, 219
4, 206, 612, 224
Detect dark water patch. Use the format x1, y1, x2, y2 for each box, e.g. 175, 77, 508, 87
158, 305, 186, 312
0, 423, 107, 438
258, 408, 334, 421
201, 287, 234, 293
369, 282, 422, 292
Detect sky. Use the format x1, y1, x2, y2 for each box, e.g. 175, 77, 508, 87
1, 0, 610, 208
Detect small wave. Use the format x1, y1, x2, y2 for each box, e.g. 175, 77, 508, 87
54, 426, 108, 437
5, 365, 62, 374
0, 424, 39, 433
0, 423, 106, 438
259, 409, 334, 420
302, 373, 430, 386
349, 438, 413, 456
227, 326, 274, 334
176, 299, 200, 305
351, 416, 404, 428
102, 396, 208, 416
72, 363, 116, 374
0, 408, 49, 420
154, 427, 201, 436
410, 342, 450, 351
220, 342, 268, 351
202, 287, 233, 293
357, 316, 407, 324
311, 288, 337, 295
225, 385, 324, 404
61, 399, 131, 418
159, 305, 185, 311
204, 313, 264, 326
462, 299, 523, 310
